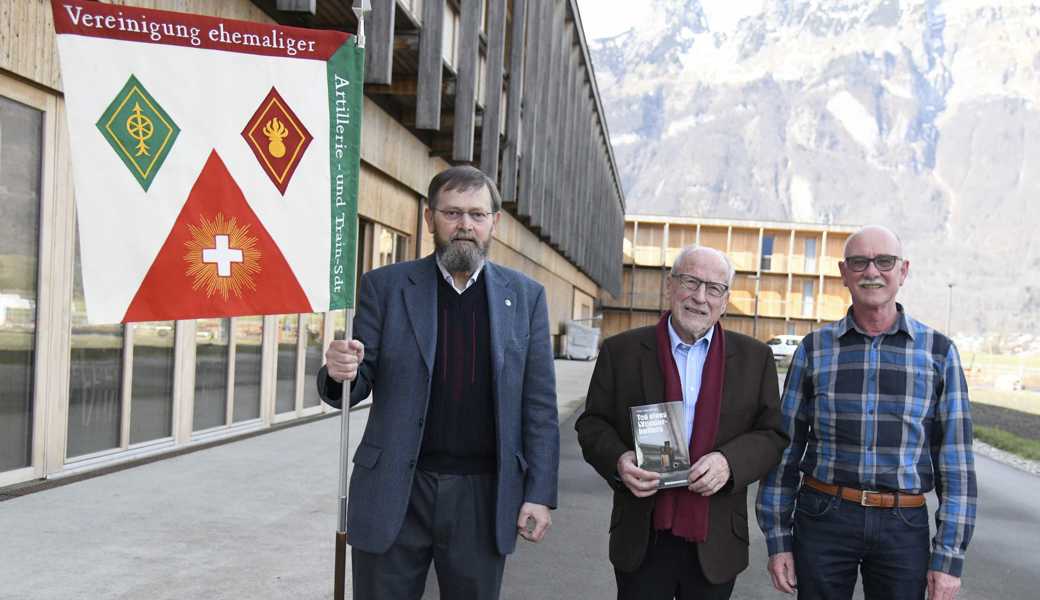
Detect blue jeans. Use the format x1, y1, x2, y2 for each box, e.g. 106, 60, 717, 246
793, 487, 930, 600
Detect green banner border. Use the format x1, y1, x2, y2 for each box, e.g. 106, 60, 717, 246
327, 41, 364, 310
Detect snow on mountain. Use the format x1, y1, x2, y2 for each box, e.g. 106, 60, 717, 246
588, 0, 1040, 333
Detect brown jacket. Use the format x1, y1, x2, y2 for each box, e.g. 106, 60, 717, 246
575, 326, 788, 583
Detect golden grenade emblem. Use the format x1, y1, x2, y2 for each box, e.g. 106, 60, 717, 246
262, 117, 289, 158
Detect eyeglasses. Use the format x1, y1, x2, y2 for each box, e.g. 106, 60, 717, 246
670, 274, 729, 298
433, 208, 496, 224
843, 255, 901, 272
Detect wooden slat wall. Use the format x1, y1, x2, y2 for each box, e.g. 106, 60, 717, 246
452, 0, 481, 161
415, 0, 445, 129
479, 0, 507, 178
518, 0, 550, 230
535, 0, 564, 231
364, 0, 395, 84
499, 0, 526, 202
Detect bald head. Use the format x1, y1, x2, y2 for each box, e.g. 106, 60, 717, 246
843, 225, 903, 259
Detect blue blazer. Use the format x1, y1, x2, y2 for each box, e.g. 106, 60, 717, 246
318, 255, 559, 555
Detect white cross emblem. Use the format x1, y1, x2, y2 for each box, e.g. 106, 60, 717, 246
202, 234, 244, 277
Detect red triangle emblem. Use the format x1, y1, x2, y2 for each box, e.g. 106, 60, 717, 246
123, 151, 313, 322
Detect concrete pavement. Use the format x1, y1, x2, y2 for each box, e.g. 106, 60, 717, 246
0, 360, 596, 600
5, 361, 1038, 599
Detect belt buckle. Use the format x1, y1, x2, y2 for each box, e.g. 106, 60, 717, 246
859, 489, 880, 507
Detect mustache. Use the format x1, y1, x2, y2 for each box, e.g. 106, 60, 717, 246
858, 278, 885, 286
451, 235, 477, 242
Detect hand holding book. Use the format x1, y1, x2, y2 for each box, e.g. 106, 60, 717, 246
617, 450, 661, 497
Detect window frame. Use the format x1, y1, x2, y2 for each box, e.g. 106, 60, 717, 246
0, 74, 59, 487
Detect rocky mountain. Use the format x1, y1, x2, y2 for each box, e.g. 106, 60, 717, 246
587, 0, 1040, 335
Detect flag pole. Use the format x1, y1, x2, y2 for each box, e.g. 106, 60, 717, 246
334, 4, 369, 599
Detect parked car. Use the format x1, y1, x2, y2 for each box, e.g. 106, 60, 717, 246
767, 335, 803, 366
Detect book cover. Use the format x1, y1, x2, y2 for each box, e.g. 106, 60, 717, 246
630, 401, 691, 489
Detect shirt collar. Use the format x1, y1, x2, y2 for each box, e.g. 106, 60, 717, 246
667, 314, 715, 352
435, 254, 485, 294
837, 302, 914, 340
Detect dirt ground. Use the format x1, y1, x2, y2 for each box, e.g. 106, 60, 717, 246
972, 403, 1040, 441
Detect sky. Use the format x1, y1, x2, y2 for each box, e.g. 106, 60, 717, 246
575, 0, 654, 40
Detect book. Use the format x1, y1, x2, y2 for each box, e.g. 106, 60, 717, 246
630, 401, 691, 489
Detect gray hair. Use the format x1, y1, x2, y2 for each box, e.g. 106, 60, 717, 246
427, 165, 502, 212
671, 245, 736, 285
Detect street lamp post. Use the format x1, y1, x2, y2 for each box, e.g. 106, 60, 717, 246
946, 283, 954, 334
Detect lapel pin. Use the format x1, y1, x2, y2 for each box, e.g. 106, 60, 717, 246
505, 299, 512, 307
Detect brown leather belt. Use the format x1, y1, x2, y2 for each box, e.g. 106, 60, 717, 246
803, 476, 926, 508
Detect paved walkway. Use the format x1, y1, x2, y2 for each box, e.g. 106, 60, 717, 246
0, 360, 596, 600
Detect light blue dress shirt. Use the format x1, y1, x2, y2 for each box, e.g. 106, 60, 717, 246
667, 317, 715, 446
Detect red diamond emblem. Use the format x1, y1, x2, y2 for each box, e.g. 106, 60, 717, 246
242, 87, 313, 195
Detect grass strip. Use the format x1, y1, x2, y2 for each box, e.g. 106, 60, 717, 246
974, 425, 1040, 461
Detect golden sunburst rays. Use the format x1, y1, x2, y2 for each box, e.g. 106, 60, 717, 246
183, 213, 262, 301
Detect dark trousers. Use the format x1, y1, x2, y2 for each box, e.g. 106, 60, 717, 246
615, 530, 736, 600
793, 487, 930, 600
352, 470, 506, 600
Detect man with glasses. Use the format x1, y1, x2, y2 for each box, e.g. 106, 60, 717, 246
317, 165, 559, 599
757, 225, 976, 600
576, 245, 788, 599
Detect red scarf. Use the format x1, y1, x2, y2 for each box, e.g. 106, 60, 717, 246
651, 312, 726, 543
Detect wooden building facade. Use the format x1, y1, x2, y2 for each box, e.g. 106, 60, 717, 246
601, 216, 857, 342
0, 0, 623, 488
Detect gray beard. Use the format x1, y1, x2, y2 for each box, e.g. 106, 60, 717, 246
436, 238, 487, 273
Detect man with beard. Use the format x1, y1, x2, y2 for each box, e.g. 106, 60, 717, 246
317, 165, 559, 600
757, 225, 977, 600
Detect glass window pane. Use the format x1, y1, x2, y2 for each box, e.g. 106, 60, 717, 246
760, 236, 774, 271
194, 318, 229, 430
302, 314, 324, 408
233, 316, 263, 422
0, 95, 42, 471
395, 233, 409, 264
805, 238, 817, 272
68, 233, 125, 458
377, 227, 394, 268
130, 321, 175, 444
275, 314, 299, 414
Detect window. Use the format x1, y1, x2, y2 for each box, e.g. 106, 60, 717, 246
760, 235, 774, 271
193, 318, 230, 431
232, 316, 263, 422
402, 0, 424, 22
376, 225, 410, 269
442, 4, 460, 68
130, 322, 175, 444
0, 95, 42, 470
302, 314, 325, 408
802, 280, 815, 317
275, 314, 299, 414
68, 241, 124, 458
804, 238, 817, 272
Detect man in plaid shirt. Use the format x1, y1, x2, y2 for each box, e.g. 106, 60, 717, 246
756, 225, 976, 600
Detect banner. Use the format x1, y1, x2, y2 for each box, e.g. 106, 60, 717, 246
51, 0, 363, 323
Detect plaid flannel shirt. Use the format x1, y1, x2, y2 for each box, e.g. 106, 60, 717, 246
756, 305, 977, 576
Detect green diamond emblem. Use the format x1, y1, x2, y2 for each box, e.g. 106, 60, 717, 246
96, 75, 179, 191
